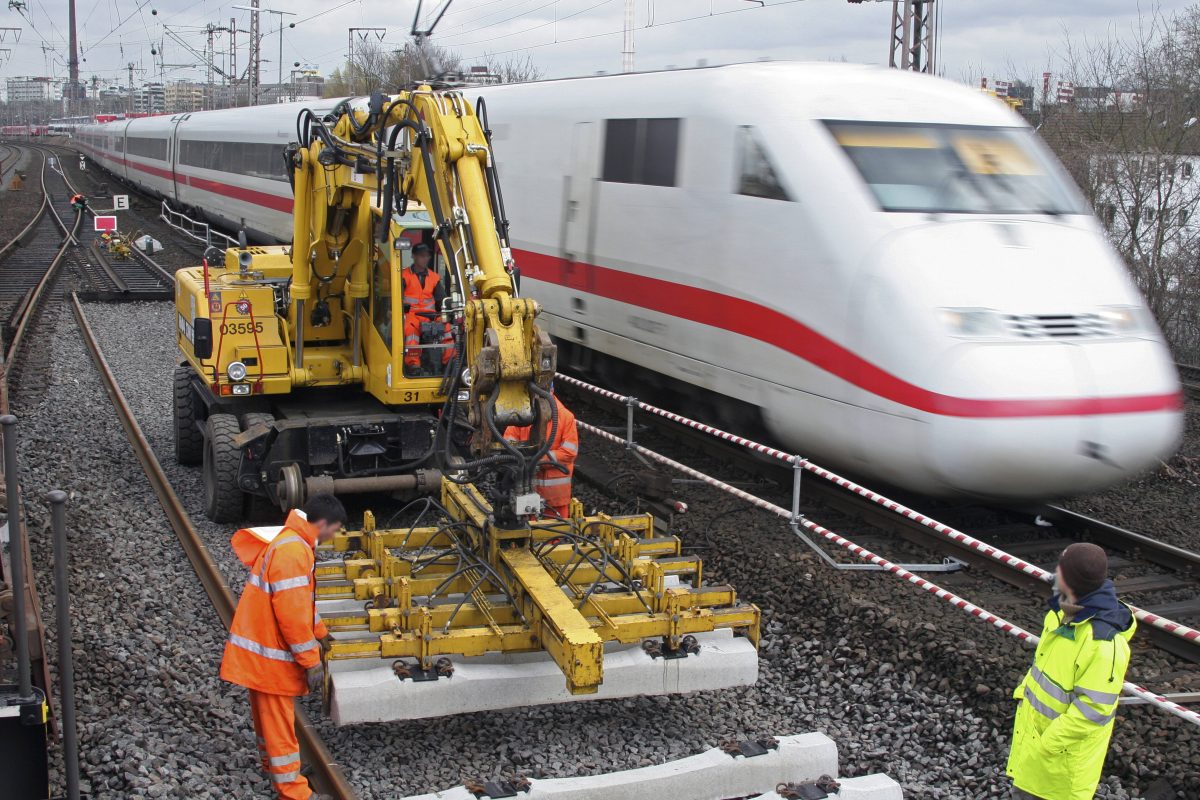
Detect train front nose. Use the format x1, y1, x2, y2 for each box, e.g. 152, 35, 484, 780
927, 338, 1183, 499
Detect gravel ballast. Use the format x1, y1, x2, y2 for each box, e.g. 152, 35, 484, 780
21, 298, 1197, 799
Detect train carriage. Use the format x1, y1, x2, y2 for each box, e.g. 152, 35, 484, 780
75, 62, 1183, 500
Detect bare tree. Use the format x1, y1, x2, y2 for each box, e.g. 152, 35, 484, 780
478, 53, 543, 83
1047, 5, 1200, 360
325, 41, 547, 97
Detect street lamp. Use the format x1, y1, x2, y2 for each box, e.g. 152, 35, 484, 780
233, 4, 296, 101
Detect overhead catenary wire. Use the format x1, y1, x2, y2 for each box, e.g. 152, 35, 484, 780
438, 0, 575, 42
457, 0, 806, 60
448, 0, 617, 49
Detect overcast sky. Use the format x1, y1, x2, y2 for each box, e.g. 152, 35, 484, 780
2, 0, 1196, 89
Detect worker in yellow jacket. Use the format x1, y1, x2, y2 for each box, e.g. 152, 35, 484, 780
1007, 543, 1135, 800
220, 494, 346, 800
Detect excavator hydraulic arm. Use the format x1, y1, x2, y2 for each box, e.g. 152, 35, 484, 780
289, 88, 555, 467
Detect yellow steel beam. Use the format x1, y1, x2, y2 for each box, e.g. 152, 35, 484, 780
499, 547, 605, 694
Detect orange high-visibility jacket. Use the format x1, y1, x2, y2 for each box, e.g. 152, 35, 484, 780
504, 395, 578, 511
220, 509, 328, 697
402, 268, 443, 314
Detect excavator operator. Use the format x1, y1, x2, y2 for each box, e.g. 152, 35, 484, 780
402, 242, 454, 373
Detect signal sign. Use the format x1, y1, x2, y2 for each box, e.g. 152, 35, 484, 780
93, 215, 117, 232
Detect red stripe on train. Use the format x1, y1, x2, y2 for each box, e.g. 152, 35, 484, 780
86, 148, 294, 213
515, 249, 1182, 419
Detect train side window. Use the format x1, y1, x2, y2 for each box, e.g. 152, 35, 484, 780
602, 119, 639, 184
602, 118, 680, 187
643, 118, 680, 187
735, 126, 791, 201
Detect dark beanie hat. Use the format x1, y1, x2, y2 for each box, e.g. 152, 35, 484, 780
1058, 542, 1108, 598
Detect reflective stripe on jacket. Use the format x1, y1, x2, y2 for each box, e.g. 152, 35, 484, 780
503, 395, 578, 510
220, 509, 329, 697
1006, 580, 1135, 800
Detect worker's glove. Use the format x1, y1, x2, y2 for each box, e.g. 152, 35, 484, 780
306, 665, 324, 695
318, 635, 332, 655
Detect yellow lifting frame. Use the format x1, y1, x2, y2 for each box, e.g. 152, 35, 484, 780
319, 480, 760, 695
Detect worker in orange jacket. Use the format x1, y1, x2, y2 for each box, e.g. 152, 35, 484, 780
504, 390, 579, 518
220, 494, 347, 800
402, 243, 454, 371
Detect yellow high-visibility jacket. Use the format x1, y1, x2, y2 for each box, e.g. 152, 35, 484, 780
1007, 580, 1135, 800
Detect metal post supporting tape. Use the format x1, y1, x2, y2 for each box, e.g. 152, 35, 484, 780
48, 489, 80, 800
1, 414, 33, 700
576, 418, 1200, 728
556, 373, 1200, 648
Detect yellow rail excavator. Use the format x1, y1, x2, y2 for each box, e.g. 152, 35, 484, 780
172, 88, 759, 721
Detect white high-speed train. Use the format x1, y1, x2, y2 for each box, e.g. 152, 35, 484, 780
75, 63, 1183, 500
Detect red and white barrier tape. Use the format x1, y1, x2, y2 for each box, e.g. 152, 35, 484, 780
557, 373, 1200, 649
577, 420, 1200, 727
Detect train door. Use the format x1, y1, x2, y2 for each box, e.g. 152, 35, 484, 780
168, 114, 189, 204
559, 121, 599, 297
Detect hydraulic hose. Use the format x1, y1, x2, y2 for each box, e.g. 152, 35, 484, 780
526, 381, 559, 483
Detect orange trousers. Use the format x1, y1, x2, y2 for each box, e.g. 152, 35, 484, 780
249, 689, 313, 800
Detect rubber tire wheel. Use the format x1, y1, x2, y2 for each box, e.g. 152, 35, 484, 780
241, 412, 274, 431
240, 413, 277, 523
173, 365, 203, 466
203, 413, 243, 523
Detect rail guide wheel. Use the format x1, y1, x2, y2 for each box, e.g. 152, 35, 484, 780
278, 462, 306, 512
203, 413, 243, 522
173, 365, 203, 465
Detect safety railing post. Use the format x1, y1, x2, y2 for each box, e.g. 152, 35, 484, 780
0, 414, 32, 700
790, 455, 805, 524
624, 396, 637, 450
47, 489, 80, 800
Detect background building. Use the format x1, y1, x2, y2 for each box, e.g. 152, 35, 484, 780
6, 77, 57, 103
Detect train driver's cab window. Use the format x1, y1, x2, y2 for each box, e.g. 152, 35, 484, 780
824, 121, 1088, 215
735, 126, 791, 201
602, 118, 681, 187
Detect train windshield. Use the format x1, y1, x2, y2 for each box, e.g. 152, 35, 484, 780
824, 122, 1087, 215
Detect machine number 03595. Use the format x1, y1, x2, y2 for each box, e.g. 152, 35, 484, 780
220, 321, 265, 335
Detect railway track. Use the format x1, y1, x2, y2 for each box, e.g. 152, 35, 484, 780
75, 234, 175, 301
559, 377, 1200, 667
71, 294, 355, 800
0, 146, 79, 410
0, 142, 21, 186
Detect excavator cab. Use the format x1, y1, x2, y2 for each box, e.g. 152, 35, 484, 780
364, 207, 453, 397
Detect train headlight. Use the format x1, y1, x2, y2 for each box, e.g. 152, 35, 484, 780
938, 308, 1002, 338
1098, 306, 1147, 334
227, 361, 248, 382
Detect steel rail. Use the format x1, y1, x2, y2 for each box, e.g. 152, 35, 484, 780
0, 145, 68, 755
0, 147, 49, 263
71, 293, 357, 800
3, 152, 81, 371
